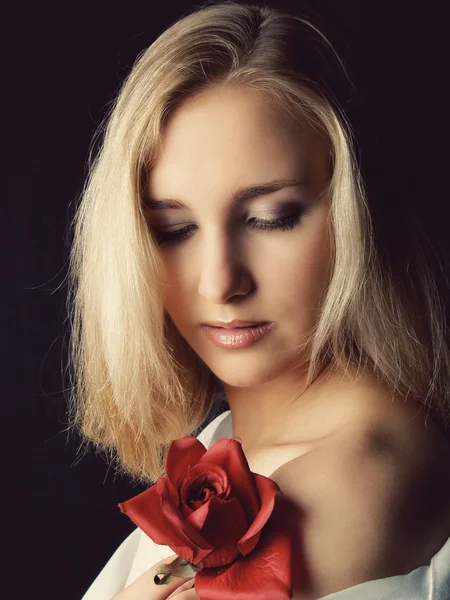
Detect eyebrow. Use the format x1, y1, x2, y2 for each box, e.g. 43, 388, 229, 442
145, 178, 307, 210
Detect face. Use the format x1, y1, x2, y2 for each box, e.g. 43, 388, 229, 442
146, 84, 334, 388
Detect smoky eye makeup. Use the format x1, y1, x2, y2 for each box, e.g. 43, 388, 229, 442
149, 198, 307, 224
248, 199, 307, 219
149, 199, 309, 245
149, 199, 304, 227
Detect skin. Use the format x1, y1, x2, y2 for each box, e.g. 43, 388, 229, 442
112, 554, 198, 599
146, 83, 339, 455
116, 83, 450, 599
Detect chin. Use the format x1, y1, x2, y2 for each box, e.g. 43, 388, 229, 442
206, 360, 289, 389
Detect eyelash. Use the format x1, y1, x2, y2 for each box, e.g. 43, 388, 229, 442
154, 208, 305, 245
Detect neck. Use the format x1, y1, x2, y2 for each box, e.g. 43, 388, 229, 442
223, 360, 334, 454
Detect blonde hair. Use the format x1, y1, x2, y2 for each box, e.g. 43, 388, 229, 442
65, 0, 450, 483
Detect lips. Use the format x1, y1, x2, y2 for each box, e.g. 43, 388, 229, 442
200, 322, 276, 349
202, 320, 268, 329
226, 324, 260, 328
211, 324, 265, 329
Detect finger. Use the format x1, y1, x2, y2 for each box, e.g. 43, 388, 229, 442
167, 588, 199, 600
166, 578, 195, 599
113, 555, 193, 600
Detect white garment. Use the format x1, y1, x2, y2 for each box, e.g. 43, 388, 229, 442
81, 410, 450, 600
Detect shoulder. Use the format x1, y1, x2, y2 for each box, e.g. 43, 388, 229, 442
271, 384, 450, 598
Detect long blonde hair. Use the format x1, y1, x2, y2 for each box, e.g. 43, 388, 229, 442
65, 0, 450, 483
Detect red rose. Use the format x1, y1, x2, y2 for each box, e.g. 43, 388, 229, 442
119, 436, 293, 599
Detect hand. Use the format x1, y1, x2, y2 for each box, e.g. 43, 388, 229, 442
112, 554, 200, 600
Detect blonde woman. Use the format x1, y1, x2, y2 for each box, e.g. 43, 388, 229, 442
69, 1, 450, 598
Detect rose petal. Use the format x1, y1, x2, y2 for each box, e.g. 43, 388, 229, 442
180, 502, 194, 519
119, 484, 188, 548
165, 437, 208, 489
197, 439, 261, 522
185, 496, 212, 531
237, 473, 280, 556
119, 478, 212, 565
156, 473, 180, 506
180, 462, 229, 505
193, 495, 249, 568
158, 476, 214, 564
195, 495, 292, 600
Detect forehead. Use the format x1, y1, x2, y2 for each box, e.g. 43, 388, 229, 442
148, 84, 330, 199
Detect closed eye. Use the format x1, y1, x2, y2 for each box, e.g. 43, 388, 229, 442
153, 207, 306, 245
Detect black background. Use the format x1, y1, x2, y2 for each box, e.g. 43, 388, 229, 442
4, 1, 448, 598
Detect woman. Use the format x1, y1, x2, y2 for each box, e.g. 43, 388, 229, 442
70, 1, 450, 598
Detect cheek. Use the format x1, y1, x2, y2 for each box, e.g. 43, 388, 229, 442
161, 255, 194, 323
264, 215, 333, 303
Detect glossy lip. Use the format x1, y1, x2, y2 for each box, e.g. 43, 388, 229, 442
201, 322, 276, 349
202, 319, 268, 329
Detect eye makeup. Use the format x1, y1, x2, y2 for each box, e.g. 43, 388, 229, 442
151, 201, 307, 245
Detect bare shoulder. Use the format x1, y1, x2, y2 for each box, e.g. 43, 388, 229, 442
271, 379, 450, 598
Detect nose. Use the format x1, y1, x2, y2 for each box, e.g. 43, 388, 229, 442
197, 230, 253, 304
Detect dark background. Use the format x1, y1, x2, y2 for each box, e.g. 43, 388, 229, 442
4, 1, 448, 598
